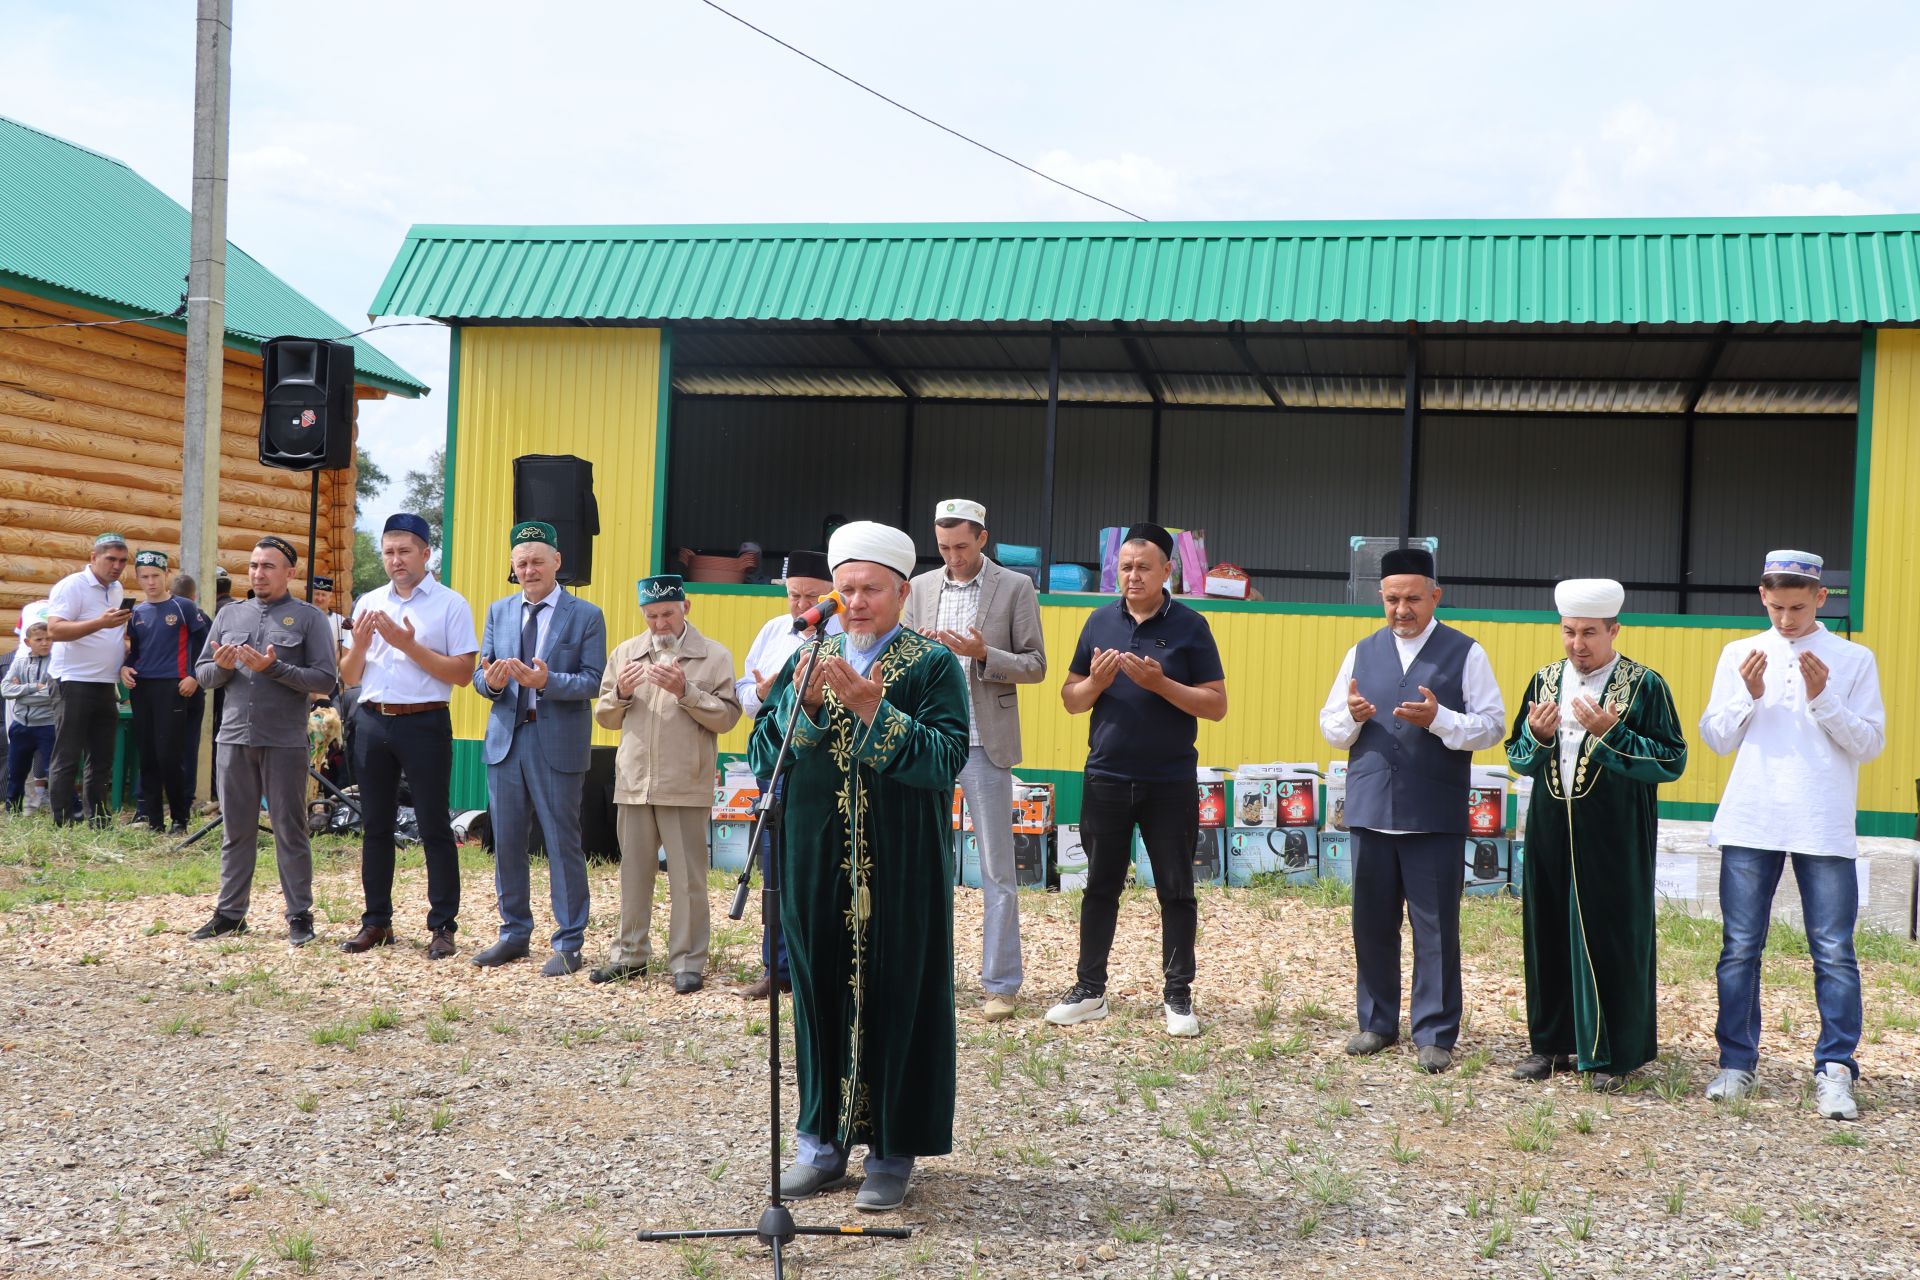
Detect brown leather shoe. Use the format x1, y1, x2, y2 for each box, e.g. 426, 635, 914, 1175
338, 924, 395, 954
735, 972, 792, 1001
426, 927, 457, 960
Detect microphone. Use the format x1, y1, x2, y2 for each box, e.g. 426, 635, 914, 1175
792, 591, 843, 632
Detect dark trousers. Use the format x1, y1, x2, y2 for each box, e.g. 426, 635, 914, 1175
209, 687, 225, 800
1076, 775, 1198, 1000
7, 721, 56, 807
129, 683, 202, 829
49, 680, 119, 824
353, 705, 459, 932
755, 774, 790, 982
1351, 829, 1466, 1048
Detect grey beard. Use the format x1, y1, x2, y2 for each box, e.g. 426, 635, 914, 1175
650, 631, 682, 656
845, 630, 882, 655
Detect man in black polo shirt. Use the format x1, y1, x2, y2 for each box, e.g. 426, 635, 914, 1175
1048, 524, 1226, 1038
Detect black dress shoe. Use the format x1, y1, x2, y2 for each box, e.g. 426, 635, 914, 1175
189, 913, 247, 941
426, 928, 457, 960
589, 961, 646, 985
673, 971, 704, 995
287, 914, 316, 948
541, 950, 584, 977
1512, 1052, 1575, 1081
471, 939, 530, 968
339, 924, 394, 954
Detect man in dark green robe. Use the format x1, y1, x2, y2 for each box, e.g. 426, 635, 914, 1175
1505, 579, 1687, 1090
750, 521, 969, 1214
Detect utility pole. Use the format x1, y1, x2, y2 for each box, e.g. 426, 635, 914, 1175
181, 0, 232, 616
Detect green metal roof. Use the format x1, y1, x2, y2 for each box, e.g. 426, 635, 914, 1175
0, 116, 426, 396
370, 216, 1920, 329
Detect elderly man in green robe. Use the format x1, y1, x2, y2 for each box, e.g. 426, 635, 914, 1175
1505, 579, 1687, 1091
750, 520, 968, 1214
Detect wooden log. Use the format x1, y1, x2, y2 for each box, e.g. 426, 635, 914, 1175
0, 350, 272, 432
0, 295, 267, 393
0, 520, 333, 566
0, 435, 315, 514
0, 470, 329, 538
0, 330, 265, 412
0, 392, 311, 491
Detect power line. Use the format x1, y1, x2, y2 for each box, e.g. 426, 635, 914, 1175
694, 0, 1148, 222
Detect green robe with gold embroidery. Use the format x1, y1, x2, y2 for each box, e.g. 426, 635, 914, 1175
1505, 656, 1686, 1076
749, 628, 969, 1158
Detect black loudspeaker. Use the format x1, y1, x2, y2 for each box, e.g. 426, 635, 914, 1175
259, 336, 355, 471
1471, 839, 1502, 881
512, 454, 599, 585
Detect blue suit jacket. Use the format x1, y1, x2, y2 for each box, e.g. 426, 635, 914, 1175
472, 589, 607, 773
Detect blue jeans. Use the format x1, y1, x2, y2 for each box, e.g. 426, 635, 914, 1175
7, 721, 56, 807
1715, 847, 1861, 1079
797, 1129, 913, 1180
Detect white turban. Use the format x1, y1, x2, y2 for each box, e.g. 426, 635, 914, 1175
1554, 578, 1624, 619
828, 520, 917, 579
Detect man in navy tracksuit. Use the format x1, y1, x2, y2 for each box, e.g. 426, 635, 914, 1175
121, 551, 211, 832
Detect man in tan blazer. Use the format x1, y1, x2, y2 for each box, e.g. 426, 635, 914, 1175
590, 576, 741, 993
902, 499, 1048, 1020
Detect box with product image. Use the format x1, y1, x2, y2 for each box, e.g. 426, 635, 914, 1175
1467, 765, 1510, 838
1463, 836, 1515, 896
713, 763, 759, 823
710, 819, 755, 874
1319, 830, 1353, 884
1135, 826, 1227, 888
1056, 824, 1089, 891
1509, 841, 1527, 897
1226, 826, 1318, 887
1011, 781, 1055, 833
1512, 777, 1534, 844
951, 787, 972, 832
1196, 770, 1229, 829
1323, 762, 1349, 833
1232, 762, 1321, 829
958, 830, 1054, 889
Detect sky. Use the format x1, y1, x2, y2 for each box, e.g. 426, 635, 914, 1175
5, 0, 1918, 533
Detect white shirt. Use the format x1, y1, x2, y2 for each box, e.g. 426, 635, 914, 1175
736, 609, 843, 717
936, 569, 985, 746
1318, 618, 1508, 836
348, 575, 479, 703
46, 567, 127, 682
1700, 626, 1886, 859
1556, 655, 1621, 782
518, 585, 567, 710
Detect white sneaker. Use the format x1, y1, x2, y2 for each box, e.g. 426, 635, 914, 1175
1813, 1063, 1858, 1120
1044, 983, 1108, 1026
1164, 997, 1199, 1038
1704, 1068, 1756, 1102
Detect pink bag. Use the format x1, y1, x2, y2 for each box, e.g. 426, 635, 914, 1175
1175, 530, 1208, 595
1098, 527, 1124, 593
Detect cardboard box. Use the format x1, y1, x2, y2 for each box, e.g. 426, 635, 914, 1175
1197, 772, 1229, 829
1467, 766, 1510, 838
959, 830, 1054, 889
710, 819, 755, 874
1056, 824, 1089, 892
1512, 777, 1534, 843
1227, 826, 1318, 887
1324, 762, 1348, 832
1319, 830, 1353, 884
1510, 841, 1526, 898
1464, 836, 1516, 897
1135, 827, 1226, 888
1233, 763, 1320, 828
1233, 776, 1278, 828
1011, 781, 1055, 833
713, 763, 760, 822
951, 787, 972, 832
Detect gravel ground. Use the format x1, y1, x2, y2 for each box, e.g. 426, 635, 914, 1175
2, 837, 1917, 1280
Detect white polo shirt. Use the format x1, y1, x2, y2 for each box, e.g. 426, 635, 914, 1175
46, 567, 128, 683
348, 574, 479, 703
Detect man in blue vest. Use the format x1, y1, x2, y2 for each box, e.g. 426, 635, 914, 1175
1318, 547, 1505, 1072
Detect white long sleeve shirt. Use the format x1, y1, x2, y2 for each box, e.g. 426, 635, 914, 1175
1699, 626, 1886, 859
734, 610, 842, 718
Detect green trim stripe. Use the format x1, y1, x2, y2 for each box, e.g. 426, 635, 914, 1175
651, 327, 673, 575
440, 327, 462, 584
1852, 327, 1876, 632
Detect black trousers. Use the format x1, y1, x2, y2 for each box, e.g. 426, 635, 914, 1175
129, 683, 202, 829
49, 680, 119, 824
353, 705, 459, 932
1076, 775, 1198, 1000
1350, 829, 1466, 1049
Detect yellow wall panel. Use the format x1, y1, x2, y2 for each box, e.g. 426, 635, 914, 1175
446, 327, 661, 744
1860, 329, 1919, 819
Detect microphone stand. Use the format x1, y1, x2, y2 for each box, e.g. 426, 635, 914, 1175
637, 632, 908, 1276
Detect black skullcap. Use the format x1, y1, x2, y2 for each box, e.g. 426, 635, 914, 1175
1123, 523, 1175, 560
778, 550, 832, 583
255, 535, 298, 567
1379, 547, 1435, 580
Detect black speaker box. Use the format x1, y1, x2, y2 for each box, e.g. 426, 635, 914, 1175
512, 454, 600, 585
259, 336, 355, 471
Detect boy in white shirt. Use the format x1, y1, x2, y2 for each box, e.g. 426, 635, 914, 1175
1698, 550, 1886, 1119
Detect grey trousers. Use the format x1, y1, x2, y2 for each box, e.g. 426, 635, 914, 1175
214, 743, 313, 922
611, 802, 711, 974
958, 747, 1022, 996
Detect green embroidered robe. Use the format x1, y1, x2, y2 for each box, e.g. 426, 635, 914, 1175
749, 628, 969, 1157
1505, 656, 1687, 1075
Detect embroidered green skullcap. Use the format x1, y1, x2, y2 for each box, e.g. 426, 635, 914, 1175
134, 550, 170, 569
636, 574, 686, 606
511, 520, 558, 550
93, 532, 128, 551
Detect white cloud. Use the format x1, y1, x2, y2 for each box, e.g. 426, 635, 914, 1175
1754, 181, 1895, 216
1027, 150, 1181, 218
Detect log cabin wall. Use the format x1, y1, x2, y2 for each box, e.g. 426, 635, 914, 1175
0, 286, 367, 635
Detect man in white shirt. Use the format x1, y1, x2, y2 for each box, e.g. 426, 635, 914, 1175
1698, 550, 1886, 1120
337, 513, 479, 960
732, 550, 839, 1001
44, 532, 133, 827
1317, 547, 1506, 1073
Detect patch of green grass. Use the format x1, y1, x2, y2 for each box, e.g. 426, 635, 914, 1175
1478, 1218, 1513, 1259
161, 1012, 207, 1037
1734, 1201, 1764, 1228
272, 1229, 317, 1273
1664, 1183, 1687, 1215
1455, 1047, 1492, 1079
1295, 1213, 1319, 1238
490, 1019, 518, 1037
1515, 1182, 1541, 1215
183, 1229, 212, 1264
425, 1016, 455, 1044
1295, 1160, 1356, 1206
1571, 1106, 1596, 1134
430, 1104, 453, 1133
194, 1118, 229, 1157
1507, 1101, 1556, 1154
1387, 1131, 1421, 1165
1290, 998, 1331, 1025
293, 1090, 318, 1114
300, 1183, 330, 1208
1823, 1129, 1864, 1148
573, 1224, 608, 1252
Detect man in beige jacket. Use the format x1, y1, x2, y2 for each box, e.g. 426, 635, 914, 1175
590, 576, 742, 992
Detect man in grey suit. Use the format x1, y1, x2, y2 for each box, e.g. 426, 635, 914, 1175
470, 521, 608, 976
903, 499, 1047, 1021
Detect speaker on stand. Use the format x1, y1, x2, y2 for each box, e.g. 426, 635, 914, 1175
259, 335, 357, 600
512, 454, 599, 585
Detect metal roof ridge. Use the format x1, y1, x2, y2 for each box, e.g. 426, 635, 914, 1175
0, 111, 135, 172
